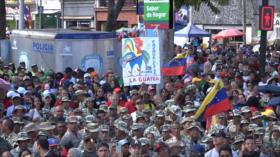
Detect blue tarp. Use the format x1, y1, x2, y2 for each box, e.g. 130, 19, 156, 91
175, 23, 211, 38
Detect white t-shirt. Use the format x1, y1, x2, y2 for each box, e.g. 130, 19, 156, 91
205, 148, 238, 157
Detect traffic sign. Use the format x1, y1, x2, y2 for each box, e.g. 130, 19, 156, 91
259, 6, 274, 31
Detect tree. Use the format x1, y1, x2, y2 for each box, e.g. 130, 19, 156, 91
106, 0, 126, 32
175, 0, 229, 14
0, 0, 6, 39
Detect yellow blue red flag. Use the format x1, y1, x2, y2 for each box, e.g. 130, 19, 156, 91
194, 80, 232, 121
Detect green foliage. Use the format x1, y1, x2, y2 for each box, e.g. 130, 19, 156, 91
174, 0, 229, 14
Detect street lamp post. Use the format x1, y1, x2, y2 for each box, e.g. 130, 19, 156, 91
19, 0, 25, 29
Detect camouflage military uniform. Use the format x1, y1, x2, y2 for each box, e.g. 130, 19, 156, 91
1, 132, 17, 147
144, 124, 161, 140
11, 147, 33, 157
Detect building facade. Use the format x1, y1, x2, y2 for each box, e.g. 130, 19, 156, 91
192, 0, 280, 44
62, 0, 95, 29
94, 0, 137, 31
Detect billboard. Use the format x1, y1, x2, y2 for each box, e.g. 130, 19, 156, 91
122, 37, 161, 86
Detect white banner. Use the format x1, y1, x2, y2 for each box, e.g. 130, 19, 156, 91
121, 37, 161, 86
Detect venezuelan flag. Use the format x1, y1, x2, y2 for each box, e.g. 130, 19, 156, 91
194, 80, 232, 121
161, 52, 189, 76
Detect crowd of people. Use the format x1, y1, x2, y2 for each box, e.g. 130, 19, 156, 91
0, 43, 279, 157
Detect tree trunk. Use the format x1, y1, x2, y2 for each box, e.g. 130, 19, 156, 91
0, 0, 6, 39
106, 0, 126, 32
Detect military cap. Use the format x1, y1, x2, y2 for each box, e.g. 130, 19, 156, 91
130, 139, 141, 147
118, 139, 130, 146
211, 129, 226, 138
61, 96, 71, 102
38, 131, 48, 137
142, 109, 151, 113
233, 135, 245, 144
130, 89, 138, 96
241, 106, 251, 113
75, 90, 86, 96
40, 122, 56, 131
14, 105, 25, 111
17, 132, 30, 141
248, 123, 258, 132
119, 107, 128, 114
201, 135, 213, 143
109, 104, 117, 110
180, 116, 195, 125
251, 111, 263, 120
155, 110, 165, 117
135, 99, 143, 105
187, 122, 203, 132
254, 127, 265, 135
160, 124, 171, 132
182, 106, 196, 113
184, 84, 196, 93
12, 117, 25, 125
98, 105, 108, 112
232, 109, 241, 117
136, 112, 145, 120
240, 119, 249, 125
169, 105, 181, 114
23, 122, 39, 132
114, 121, 129, 134
73, 108, 83, 114
85, 97, 94, 102
139, 137, 149, 146
271, 125, 280, 132
131, 123, 145, 130
31, 64, 37, 68
85, 115, 96, 123
122, 114, 132, 120
185, 101, 194, 106
86, 123, 99, 133
66, 116, 78, 123
99, 125, 109, 132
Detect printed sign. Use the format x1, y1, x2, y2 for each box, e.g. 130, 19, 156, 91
121, 37, 161, 86
32, 42, 54, 53
144, 0, 169, 29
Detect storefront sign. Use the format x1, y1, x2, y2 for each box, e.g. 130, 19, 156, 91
144, 0, 169, 29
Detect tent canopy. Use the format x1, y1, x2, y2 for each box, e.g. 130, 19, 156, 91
175, 23, 211, 38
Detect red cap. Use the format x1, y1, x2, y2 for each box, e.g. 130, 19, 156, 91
113, 87, 121, 94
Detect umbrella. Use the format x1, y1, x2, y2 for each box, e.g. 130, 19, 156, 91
175, 23, 211, 38
0, 78, 10, 91
213, 28, 244, 39
268, 96, 280, 106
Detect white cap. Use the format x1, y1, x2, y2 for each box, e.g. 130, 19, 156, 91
7, 91, 16, 98
84, 73, 91, 78
12, 93, 21, 99
17, 87, 26, 94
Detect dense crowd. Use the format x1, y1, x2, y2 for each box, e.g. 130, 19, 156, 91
0, 44, 279, 157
